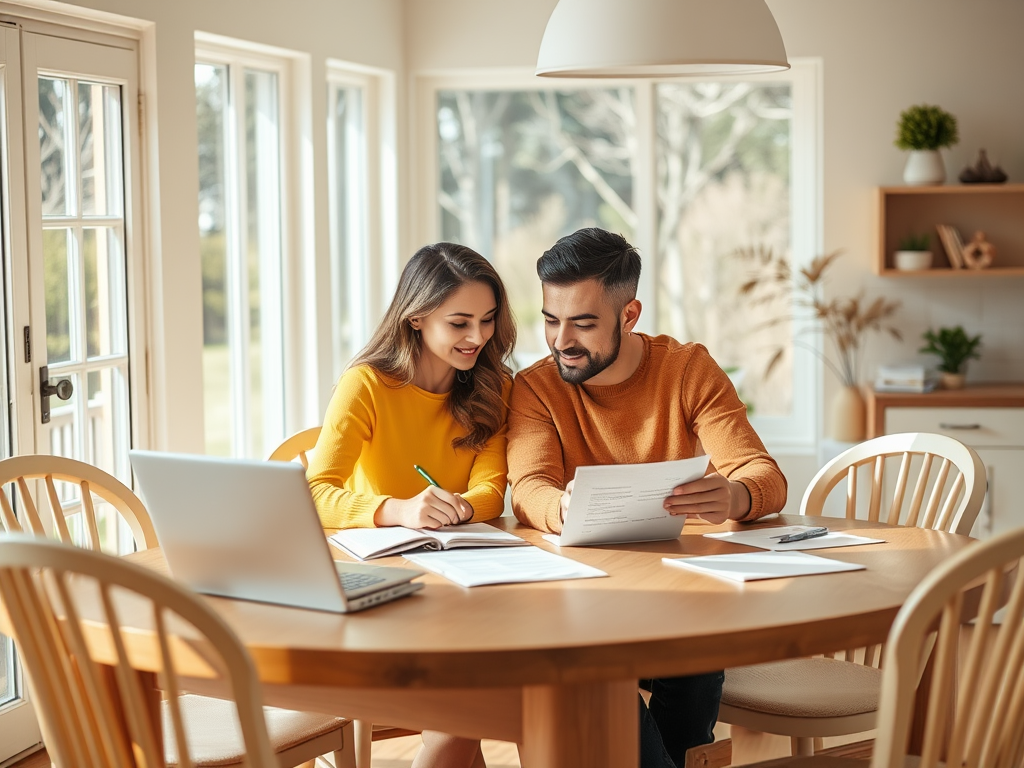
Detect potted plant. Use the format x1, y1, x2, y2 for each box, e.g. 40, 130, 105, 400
895, 104, 959, 185
894, 233, 932, 271
919, 326, 982, 389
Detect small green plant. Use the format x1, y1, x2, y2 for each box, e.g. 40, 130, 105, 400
919, 326, 982, 374
895, 104, 959, 151
898, 232, 931, 251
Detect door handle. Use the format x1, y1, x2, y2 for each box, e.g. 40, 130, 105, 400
39, 365, 73, 424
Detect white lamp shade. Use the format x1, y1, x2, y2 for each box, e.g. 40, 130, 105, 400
536, 0, 790, 78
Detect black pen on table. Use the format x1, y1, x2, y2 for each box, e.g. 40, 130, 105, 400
772, 526, 829, 543
414, 464, 442, 489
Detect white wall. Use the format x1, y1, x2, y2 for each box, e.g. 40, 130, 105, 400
404, 0, 1024, 511
35, 0, 405, 453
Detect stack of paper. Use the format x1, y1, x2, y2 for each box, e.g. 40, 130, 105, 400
663, 551, 866, 583
874, 364, 938, 394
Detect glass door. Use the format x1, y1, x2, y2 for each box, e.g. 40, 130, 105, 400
0, 25, 145, 760
20, 31, 145, 553
0, 23, 44, 765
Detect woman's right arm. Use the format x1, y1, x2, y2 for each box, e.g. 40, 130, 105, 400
307, 372, 390, 529
307, 370, 467, 530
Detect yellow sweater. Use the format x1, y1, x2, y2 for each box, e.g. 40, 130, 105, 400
307, 365, 509, 529
508, 335, 788, 533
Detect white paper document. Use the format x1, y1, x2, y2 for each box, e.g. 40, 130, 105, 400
663, 551, 866, 583
404, 546, 607, 587
548, 455, 711, 547
704, 525, 885, 551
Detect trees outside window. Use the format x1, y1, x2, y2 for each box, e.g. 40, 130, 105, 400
195, 49, 286, 459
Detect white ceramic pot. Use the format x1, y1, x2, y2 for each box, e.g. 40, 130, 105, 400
903, 149, 946, 185
829, 385, 866, 442
894, 250, 933, 271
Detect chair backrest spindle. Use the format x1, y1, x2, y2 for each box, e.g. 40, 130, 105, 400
0, 455, 157, 552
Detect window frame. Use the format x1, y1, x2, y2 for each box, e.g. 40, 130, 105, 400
325, 60, 397, 383
414, 60, 822, 454
194, 36, 295, 459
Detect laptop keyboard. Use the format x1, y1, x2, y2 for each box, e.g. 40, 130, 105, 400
337, 570, 387, 592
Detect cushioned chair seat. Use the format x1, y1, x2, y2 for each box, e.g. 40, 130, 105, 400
164, 693, 347, 766
722, 657, 881, 718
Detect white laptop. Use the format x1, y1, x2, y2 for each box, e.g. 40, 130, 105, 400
129, 451, 424, 613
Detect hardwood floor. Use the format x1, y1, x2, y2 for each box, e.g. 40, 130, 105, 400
6, 737, 522, 768
8, 737, 876, 768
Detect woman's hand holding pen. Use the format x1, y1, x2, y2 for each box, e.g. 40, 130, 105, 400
377, 487, 474, 529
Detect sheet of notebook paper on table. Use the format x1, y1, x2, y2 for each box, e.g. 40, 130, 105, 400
663, 551, 866, 583
704, 525, 885, 551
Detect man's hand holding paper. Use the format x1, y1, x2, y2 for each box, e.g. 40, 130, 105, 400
662, 471, 753, 525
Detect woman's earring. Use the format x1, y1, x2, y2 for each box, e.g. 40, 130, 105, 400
456, 369, 471, 384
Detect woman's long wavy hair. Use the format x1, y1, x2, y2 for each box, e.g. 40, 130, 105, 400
350, 243, 516, 452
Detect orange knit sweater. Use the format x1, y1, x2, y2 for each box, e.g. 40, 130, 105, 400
507, 334, 787, 533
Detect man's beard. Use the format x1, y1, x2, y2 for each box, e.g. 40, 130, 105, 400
552, 324, 621, 384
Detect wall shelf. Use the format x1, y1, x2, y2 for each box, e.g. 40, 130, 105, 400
876, 183, 1024, 276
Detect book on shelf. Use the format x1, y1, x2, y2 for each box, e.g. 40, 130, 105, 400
936, 224, 964, 269
330, 522, 530, 560
874, 364, 939, 393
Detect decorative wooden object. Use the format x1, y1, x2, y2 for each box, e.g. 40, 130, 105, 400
961, 230, 995, 269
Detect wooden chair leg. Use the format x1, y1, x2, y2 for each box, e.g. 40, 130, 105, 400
354, 719, 373, 768
683, 738, 732, 768
791, 736, 815, 756
334, 746, 357, 768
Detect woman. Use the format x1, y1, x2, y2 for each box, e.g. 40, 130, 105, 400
307, 242, 515, 768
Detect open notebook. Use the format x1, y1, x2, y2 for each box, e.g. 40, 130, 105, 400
330, 523, 529, 560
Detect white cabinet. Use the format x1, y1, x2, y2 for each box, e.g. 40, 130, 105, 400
884, 406, 1024, 538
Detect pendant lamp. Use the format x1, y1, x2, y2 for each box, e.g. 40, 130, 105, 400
536, 0, 789, 78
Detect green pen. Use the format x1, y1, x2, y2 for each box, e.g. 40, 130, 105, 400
414, 464, 442, 489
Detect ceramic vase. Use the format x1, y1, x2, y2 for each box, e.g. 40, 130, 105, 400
830, 385, 866, 442
941, 372, 966, 390
903, 149, 946, 185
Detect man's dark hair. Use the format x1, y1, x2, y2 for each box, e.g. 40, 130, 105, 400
537, 227, 641, 307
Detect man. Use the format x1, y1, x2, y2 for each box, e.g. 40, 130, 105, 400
507, 227, 787, 768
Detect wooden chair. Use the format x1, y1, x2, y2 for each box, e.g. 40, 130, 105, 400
744, 524, 1024, 768
0, 535, 356, 768
0, 454, 158, 551
268, 426, 323, 469
718, 432, 988, 757
0, 454, 354, 768
269, 428, 417, 768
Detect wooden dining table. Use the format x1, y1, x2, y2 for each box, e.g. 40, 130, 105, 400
33, 514, 980, 768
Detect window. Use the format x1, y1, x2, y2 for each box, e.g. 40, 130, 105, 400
435, 86, 635, 366
326, 62, 396, 381
196, 45, 288, 458
421, 63, 820, 450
